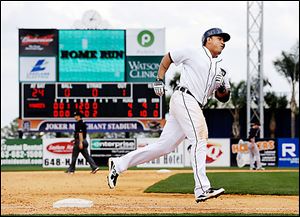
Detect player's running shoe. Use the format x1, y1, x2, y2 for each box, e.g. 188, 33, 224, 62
196, 187, 225, 203
107, 158, 119, 189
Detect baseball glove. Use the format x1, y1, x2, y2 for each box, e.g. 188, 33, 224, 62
215, 87, 230, 103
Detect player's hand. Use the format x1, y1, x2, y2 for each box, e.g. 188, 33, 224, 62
215, 68, 227, 89
79, 143, 83, 150
153, 78, 165, 96
215, 73, 224, 89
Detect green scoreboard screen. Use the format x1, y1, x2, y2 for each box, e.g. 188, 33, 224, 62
59, 30, 125, 82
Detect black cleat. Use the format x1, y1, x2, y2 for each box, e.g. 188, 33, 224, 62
64, 170, 74, 174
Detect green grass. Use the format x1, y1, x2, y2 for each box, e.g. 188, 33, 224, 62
145, 172, 299, 195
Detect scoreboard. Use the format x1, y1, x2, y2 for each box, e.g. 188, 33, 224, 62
18, 28, 166, 132
21, 82, 164, 119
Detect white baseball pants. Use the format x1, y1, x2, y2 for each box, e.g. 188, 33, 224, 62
113, 90, 211, 197
248, 141, 262, 169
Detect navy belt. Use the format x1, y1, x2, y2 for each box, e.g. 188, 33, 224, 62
175, 86, 203, 109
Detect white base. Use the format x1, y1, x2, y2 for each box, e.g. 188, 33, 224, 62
53, 198, 93, 208
157, 169, 171, 173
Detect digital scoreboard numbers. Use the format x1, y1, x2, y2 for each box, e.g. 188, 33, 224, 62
57, 83, 131, 98
21, 83, 164, 119
22, 83, 55, 118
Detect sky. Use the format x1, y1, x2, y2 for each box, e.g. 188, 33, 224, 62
1, 1, 299, 128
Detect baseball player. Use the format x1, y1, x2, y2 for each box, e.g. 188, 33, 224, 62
248, 122, 265, 170
107, 28, 231, 203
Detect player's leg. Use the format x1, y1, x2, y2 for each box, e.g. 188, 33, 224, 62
80, 147, 99, 173
253, 143, 264, 170
107, 93, 186, 189
107, 114, 185, 188
248, 142, 256, 170
172, 92, 223, 201
67, 143, 80, 173
113, 114, 185, 173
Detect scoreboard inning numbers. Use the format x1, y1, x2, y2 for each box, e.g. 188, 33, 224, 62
21, 83, 164, 119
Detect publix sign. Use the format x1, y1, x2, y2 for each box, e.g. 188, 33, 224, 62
126, 56, 162, 82
137, 30, 155, 47
125, 29, 165, 82
126, 28, 165, 56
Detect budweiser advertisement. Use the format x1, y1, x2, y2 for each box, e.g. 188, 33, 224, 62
19, 29, 58, 56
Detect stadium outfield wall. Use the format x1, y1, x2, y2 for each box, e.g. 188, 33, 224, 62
1, 138, 298, 168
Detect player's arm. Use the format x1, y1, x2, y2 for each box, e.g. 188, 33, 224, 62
156, 52, 173, 80
153, 53, 173, 96
78, 132, 84, 150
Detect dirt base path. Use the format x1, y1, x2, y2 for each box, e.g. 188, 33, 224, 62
1, 170, 299, 215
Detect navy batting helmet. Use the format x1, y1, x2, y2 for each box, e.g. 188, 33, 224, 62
202, 28, 230, 45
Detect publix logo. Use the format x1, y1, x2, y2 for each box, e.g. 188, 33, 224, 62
137, 30, 154, 47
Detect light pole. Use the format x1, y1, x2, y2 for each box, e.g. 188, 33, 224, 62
291, 52, 299, 138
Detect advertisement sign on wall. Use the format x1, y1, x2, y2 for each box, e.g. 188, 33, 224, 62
43, 138, 89, 168
19, 29, 58, 56
1, 139, 43, 165
230, 138, 277, 168
126, 29, 165, 56
19, 57, 56, 82
59, 30, 125, 82
184, 138, 231, 167
206, 138, 230, 167
277, 138, 299, 167
126, 56, 162, 82
90, 138, 136, 166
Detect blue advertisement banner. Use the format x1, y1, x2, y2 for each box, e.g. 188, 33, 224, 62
38, 120, 143, 132
277, 138, 299, 168
59, 30, 125, 82
19, 119, 166, 133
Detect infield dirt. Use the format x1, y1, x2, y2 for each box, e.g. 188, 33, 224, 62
1, 170, 299, 215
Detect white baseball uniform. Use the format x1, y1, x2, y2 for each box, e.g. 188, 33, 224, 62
248, 141, 263, 169
112, 46, 230, 198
